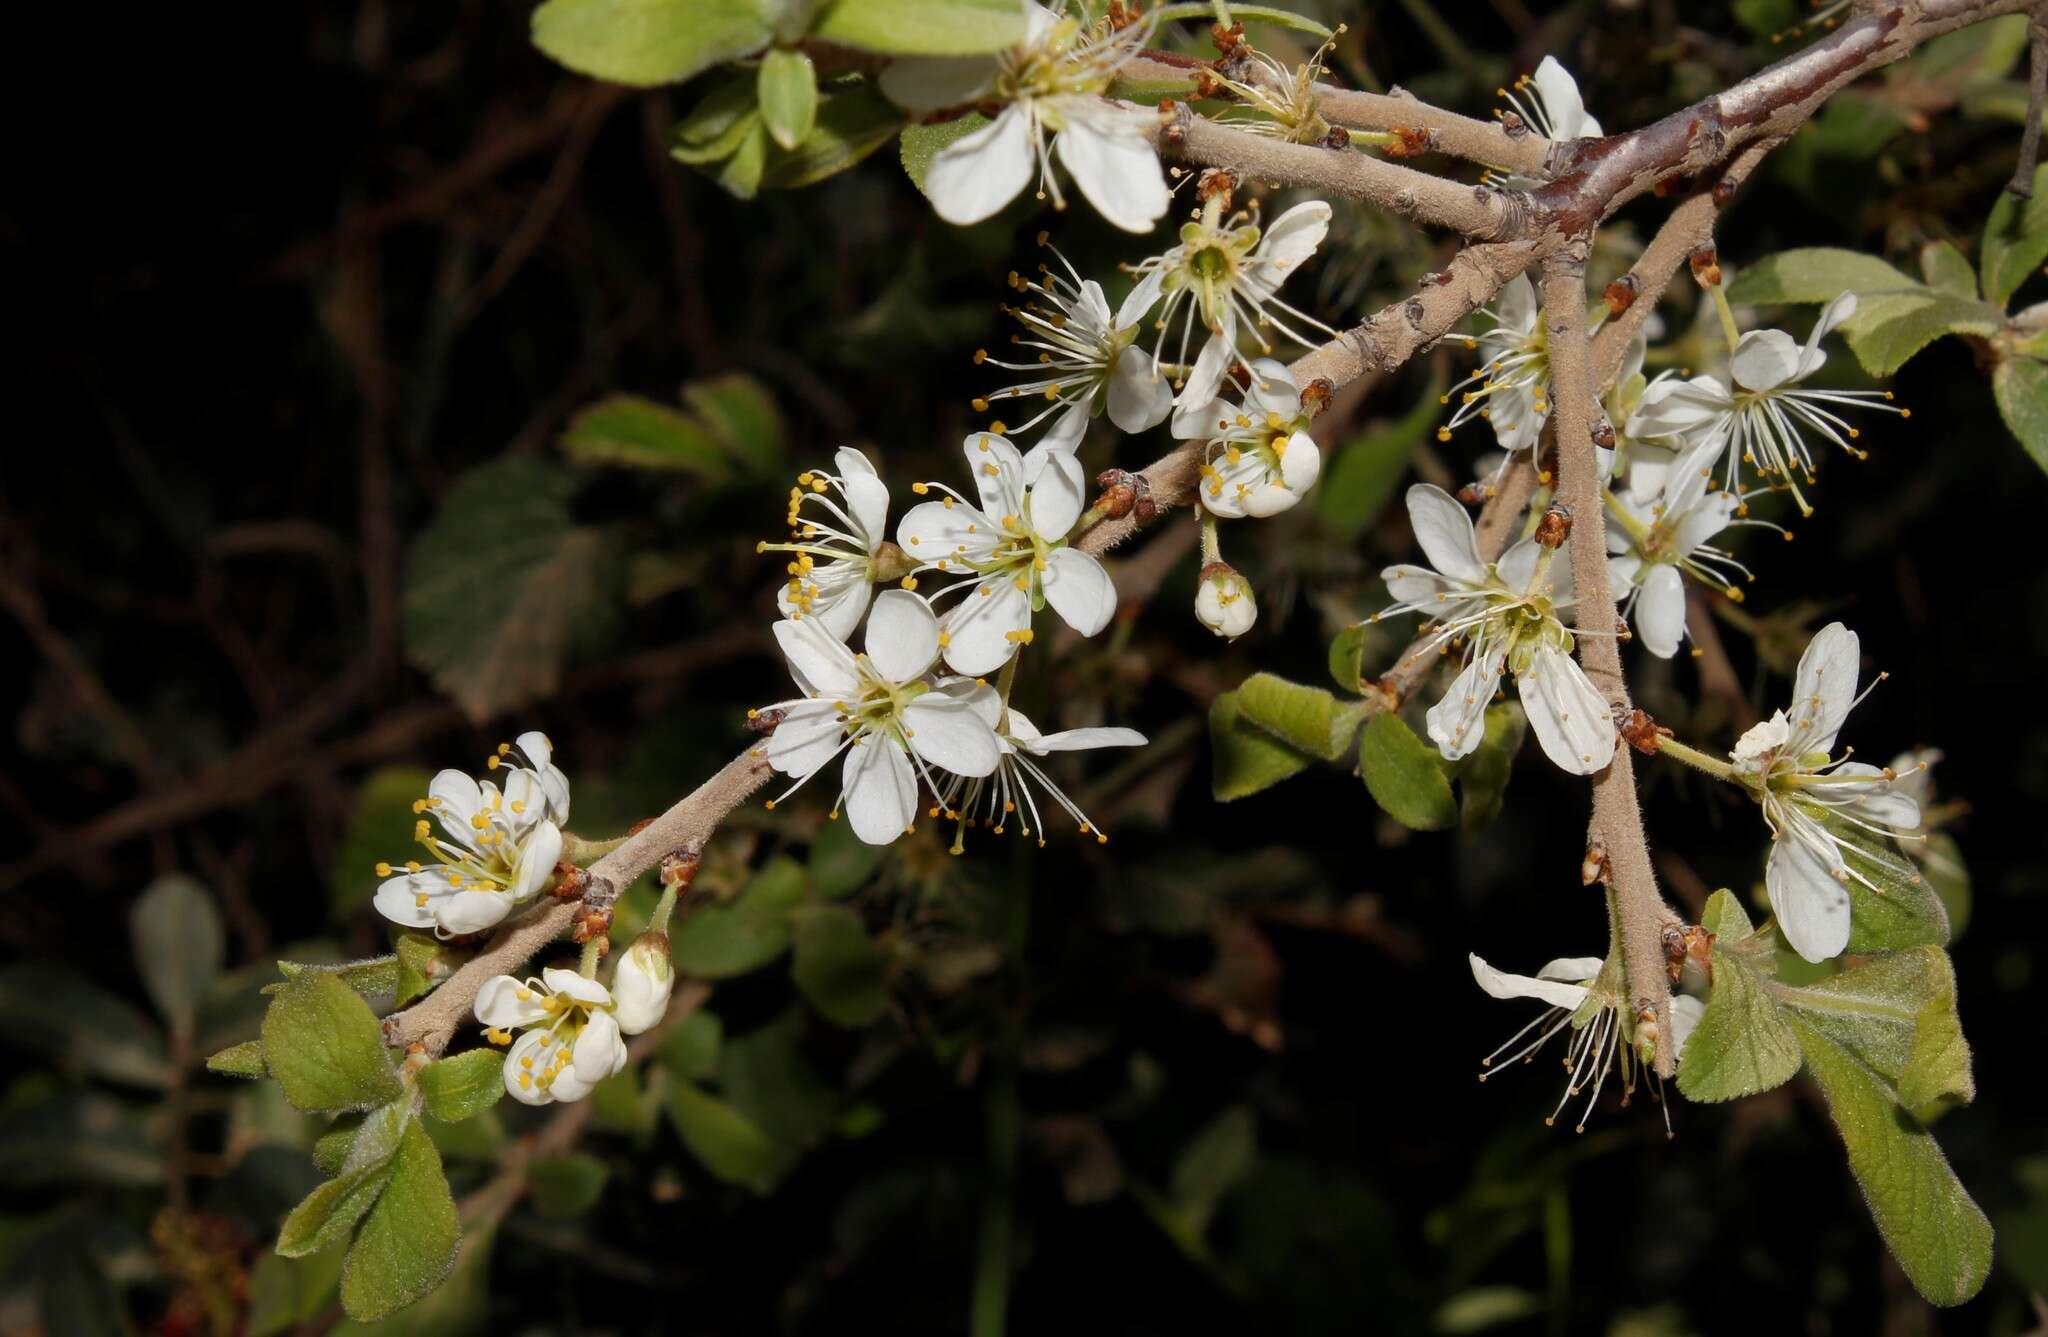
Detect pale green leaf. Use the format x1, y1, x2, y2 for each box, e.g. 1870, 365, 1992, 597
718, 1009, 838, 1151
790, 904, 889, 1027
416, 1050, 506, 1123
278, 1104, 409, 1258
207, 1040, 268, 1079
261, 974, 403, 1114
1992, 355, 2048, 474
758, 48, 817, 150
270, 956, 401, 1005
900, 114, 986, 194
1919, 240, 1978, 298
760, 84, 907, 191
670, 856, 810, 977
529, 1153, 611, 1219
1835, 824, 1950, 953
0, 965, 170, 1088
660, 1008, 723, 1080
810, 812, 887, 896
1699, 887, 1755, 942
667, 1076, 793, 1191
247, 1249, 346, 1337
532, 0, 772, 87
131, 873, 224, 1039
679, 372, 784, 473
558, 393, 731, 474
1773, 947, 1972, 1115
1359, 712, 1457, 833
1727, 248, 1917, 306
1150, 2, 1332, 36
1676, 938, 1801, 1103
810, 0, 1027, 54
1840, 289, 2000, 376
339, 1120, 459, 1320
1327, 623, 1369, 695
1208, 690, 1314, 801
1170, 1106, 1257, 1237
1235, 672, 1358, 760
1982, 163, 2048, 306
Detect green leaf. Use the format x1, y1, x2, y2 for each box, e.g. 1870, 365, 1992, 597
394, 932, 466, 1008
1992, 354, 2048, 473
330, 768, 431, 926
1327, 624, 1369, 695
667, 1076, 792, 1191
810, 811, 887, 896
528, 1153, 611, 1219
339, 1120, 460, 1321
673, 76, 764, 163
811, 0, 1027, 54
558, 393, 731, 474
671, 856, 810, 977
719, 1009, 838, 1150
532, 0, 772, 87
1919, 240, 1978, 299
1919, 832, 1972, 938
416, 1050, 506, 1123
1208, 690, 1314, 801
0, 965, 170, 1088
1773, 947, 1973, 1116
247, 1250, 347, 1337
713, 119, 771, 199
758, 48, 817, 150
900, 114, 986, 195
1727, 248, 1918, 306
261, 974, 403, 1114
423, 1111, 508, 1162
660, 1008, 723, 1080
1982, 163, 2048, 306
207, 1040, 268, 1079
130, 873, 224, 1040
760, 85, 907, 191
1789, 1017, 1991, 1306
271, 956, 401, 1007
680, 372, 785, 475
1150, 2, 1332, 35
1170, 1106, 1257, 1237
313, 1116, 363, 1175
1315, 385, 1436, 541
1235, 672, 1359, 761
402, 458, 624, 723
790, 904, 889, 1027
1457, 704, 1525, 834
0, 1092, 163, 1187
1359, 713, 1457, 833
1699, 887, 1754, 941
1677, 933, 1802, 1103
1839, 289, 2000, 377
1835, 824, 1950, 953
278, 1103, 410, 1258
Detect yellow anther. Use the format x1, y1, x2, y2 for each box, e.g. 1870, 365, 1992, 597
375, 862, 392, 877
901, 576, 919, 590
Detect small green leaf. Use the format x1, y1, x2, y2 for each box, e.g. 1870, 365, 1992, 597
667, 1076, 793, 1192
1727, 248, 1918, 306
339, 1120, 459, 1321
1789, 1018, 1991, 1306
131, 873, 224, 1040
1169, 1106, 1257, 1236
810, 812, 887, 896
532, 0, 772, 87
1993, 354, 2048, 474
247, 1250, 346, 1337
207, 1040, 268, 1079
758, 48, 817, 150
680, 372, 784, 475
261, 974, 403, 1114
1920, 240, 1979, 298
1235, 672, 1359, 760
270, 956, 401, 1004
1773, 947, 1972, 1114
1359, 713, 1457, 833
1314, 384, 1438, 540
1208, 690, 1314, 801
529, 1153, 611, 1219
422, 1111, 507, 1163
791, 904, 889, 1027
810, 0, 1027, 54
1457, 704, 1525, 834
1699, 887, 1755, 942
1982, 163, 2048, 306
331, 768, 432, 926
394, 932, 467, 1008
313, 1116, 363, 1175
1327, 624, 1369, 695
671, 856, 810, 977
1677, 937, 1802, 1103
558, 393, 731, 474
1919, 832, 1972, 938
660, 1008, 723, 1080
1149, 2, 1333, 35
278, 1104, 409, 1258
673, 76, 763, 163
416, 1050, 506, 1123
1835, 824, 1950, 953
0, 966, 170, 1088
760, 85, 907, 191
1840, 289, 2000, 376
900, 114, 987, 195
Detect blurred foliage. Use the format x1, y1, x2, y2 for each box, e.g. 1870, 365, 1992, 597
6, 1, 2048, 1333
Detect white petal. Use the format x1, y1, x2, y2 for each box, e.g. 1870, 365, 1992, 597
1496, 538, 1544, 593
843, 737, 918, 845
507, 822, 563, 901
1275, 431, 1320, 496
1383, 564, 1451, 604
1028, 452, 1087, 540
1426, 649, 1504, 761
571, 1011, 629, 1084
427, 769, 482, 837
1469, 952, 1590, 1010
1635, 565, 1687, 659
1495, 274, 1538, 334
940, 577, 1033, 675
863, 588, 941, 683
543, 968, 614, 1007
1022, 726, 1146, 753
878, 55, 997, 113
437, 889, 516, 936
474, 975, 550, 1029
1406, 484, 1487, 583
1107, 344, 1173, 432
1531, 57, 1593, 139
897, 499, 998, 567
926, 105, 1035, 227
1170, 335, 1237, 437
1671, 995, 1706, 1057
1041, 547, 1116, 636
514, 731, 553, 774
1788, 621, 1859, 755
834, 446, 878, 481
933, 675, 1005, 727
780, 569, 872, 644
1053, 115, 1168, 233
504, 1032, 557, 1105
774, 616, 863, 698
1803, 291, 1858, 376
1767, 828, 1852, 963
765, 699, 850, 779
1243, 200, 1330, 296
1517, 646, 1616, 775
841, 472, 891, 551
962, 431, 1027, 518
1731, 328, 1802, 392
1031, 402, 1091, 460
903, 696, 1002, 777
1537, 956, 1605, 983
373, 873, 444, 930
1116, 266, 1165, 330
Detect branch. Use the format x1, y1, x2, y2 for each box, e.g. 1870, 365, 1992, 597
1313, 85, 1554, 177
1539, 251, 1679, 1079
2011, 2, 2048, 196
385, 747, 770, 1056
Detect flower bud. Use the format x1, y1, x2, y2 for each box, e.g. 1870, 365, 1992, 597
610, 932, 673, 1035
1195, 562, 1256, 640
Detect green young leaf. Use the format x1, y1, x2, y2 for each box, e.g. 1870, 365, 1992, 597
558, 393, 731, 474
339, 1120, 460, 1321
1457, 704, 1525, 834
1772, 947, 1973, 1116
0, 966, 171, 1088
313, 1116, 364, 1175
130, 873, 225, 1040
713, 118, 772, 199
1170, 1106, 1258, 1237
422, 1110, 508, 1163
810, 811, 887, 896
810, 0, 1027, 55
1327, 624, 1369, 695
1676, 932, 1802, 1103
278, 1103, 410, 1259
1982, 163, 2048, 306
660, 1007, 724, 1080
1789, 1018, 1992, 1306
1208, 690, 1315, 801
532, 0, 772, 87
1359, 713, 1457, 833
261, 974, 403, 1114
1699, 886, 1754, 941
667, 1076, 793, 1191
528, 1153, 611, 1219
330, 768, 431, 925
790, 904, 889, 1027
680, 372, 785, 474
1839, 289, 2001, 377
900, 114, 987, 195
1835, 824, 1950, 953
1992, 354, 2048, 473
270, 956, 401, 1004
415, 1050, 506, 1123
1235, 672, 1360, 761
394, 932, 468, 1008
1920, 240, 1979, 298
757, 48, 817, 151
1315, 384, 1440, 541
207, 1040, 268, 1079
759, 85, 907, 191
1726, 248, 1918, 306
1919, 832, 1972, 938
401, 457, 625, 723
671, 856, 810, 977
673, 75, 763, 163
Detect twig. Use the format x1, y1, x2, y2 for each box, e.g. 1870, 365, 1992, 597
2011, 3, 2048, 196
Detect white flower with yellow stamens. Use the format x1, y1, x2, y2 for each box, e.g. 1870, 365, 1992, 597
896, 433, 1116, 674
475, 967, 638, 1106
372, 732, 567, 937
933, 688, 1145, 848
1498, 57, 1604, 144
1604, 441, 1781, 658
880, 2, 1167, 233
1441, 274, 1550, 456
754, 589, 1004, 845
757, 448, 893, 642
1175, 358, 1322, 519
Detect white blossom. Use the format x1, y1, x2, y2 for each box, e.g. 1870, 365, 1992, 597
1499, 57, 1604, 143
475, 967, 635, 1106
1605, 441, 1775, 658
881, 3, 1168, 233
1729, 622, 1923, 963
610, 934, 674, 1035
897, 433, 1116, 674
1174, 359, 1322, 519
1195, 562, 1257, 639
754, 589, 1004, 845
1441, 274, 1549, 456
758, 448, 893, 640
372, 732, 568, 937
935, 691, 1145, 847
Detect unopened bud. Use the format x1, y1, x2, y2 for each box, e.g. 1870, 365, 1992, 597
1093, 467, 1154, 523
1688, 244, 1722, 287
1195, 562, 1257, 640
1534, 504, 1572, 549
611, 932, 674, 1034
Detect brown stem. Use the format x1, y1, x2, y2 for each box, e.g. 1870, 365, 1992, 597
2012, 4, 2048, 196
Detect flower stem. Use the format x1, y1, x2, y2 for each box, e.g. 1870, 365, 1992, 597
561, 832, 630, 865
1654, 735, 1739, 782
649, 884, 680, 936
1711, 286, 1742, 357
577, 935, 602, 979
1199, 511, 1222, 565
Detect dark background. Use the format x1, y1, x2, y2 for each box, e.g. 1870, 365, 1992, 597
3, 1, 2045, 1333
